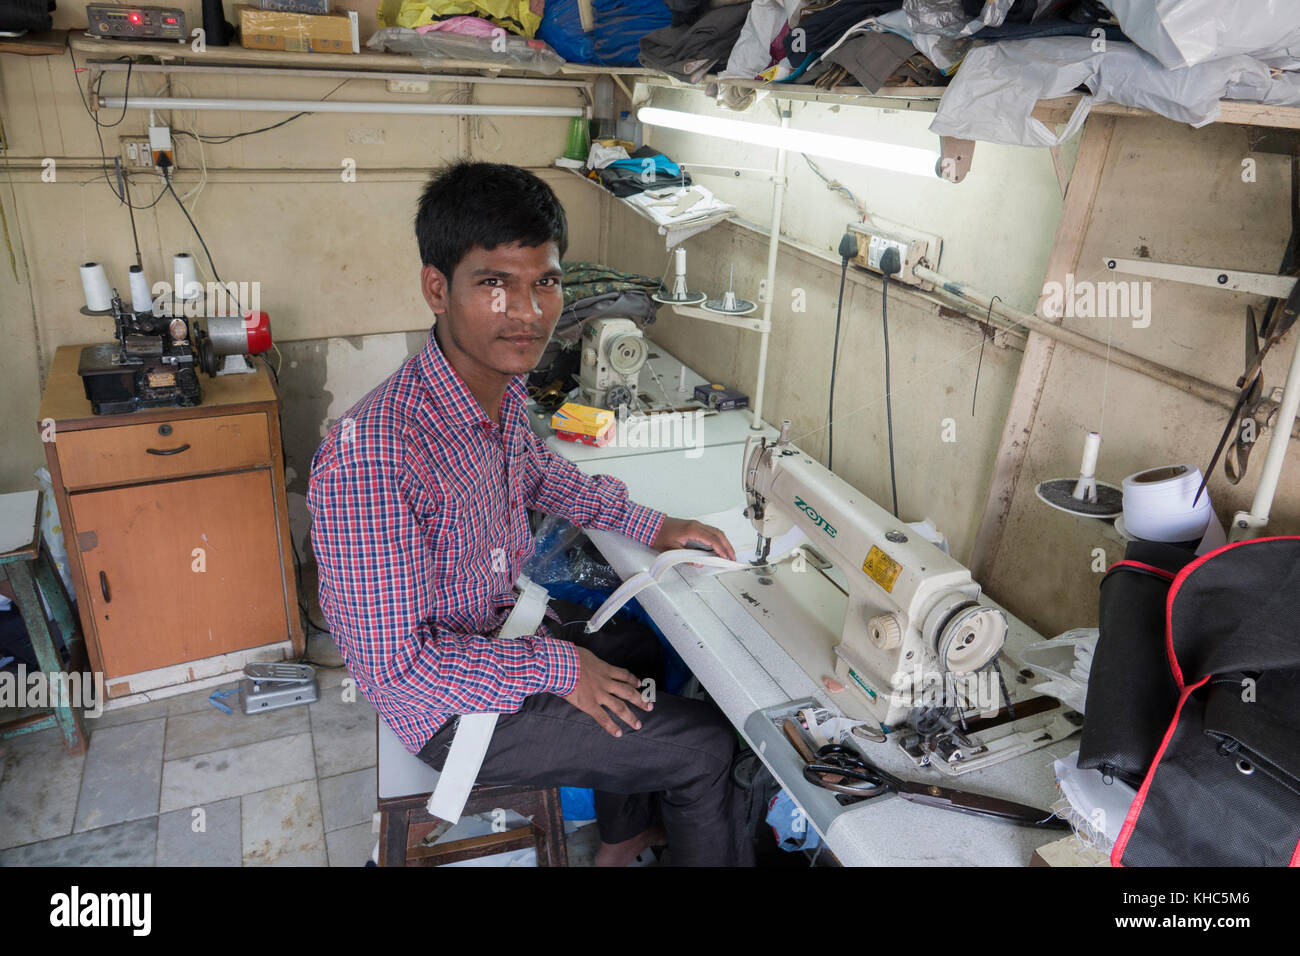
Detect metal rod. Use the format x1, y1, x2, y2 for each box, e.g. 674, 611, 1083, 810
751, 105, 790, 430
91, 61, 592, 90
913, 264, 1241, 411
1244, 329, 1300, 529
98, 96, 584, 117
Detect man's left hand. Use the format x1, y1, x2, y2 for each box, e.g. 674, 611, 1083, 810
651, 516, 736, 562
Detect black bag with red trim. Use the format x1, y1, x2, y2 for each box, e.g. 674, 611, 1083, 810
1077, 540, 1193, 787
1108, 537, 1300, 866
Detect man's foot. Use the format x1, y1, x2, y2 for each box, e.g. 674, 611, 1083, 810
593, 825, 667, 867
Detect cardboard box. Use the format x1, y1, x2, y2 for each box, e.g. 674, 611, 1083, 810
237, 4, 359, 54
693, 383, 748, 411
550, 402, 615, 441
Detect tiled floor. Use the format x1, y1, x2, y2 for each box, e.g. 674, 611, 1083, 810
0, 638, 381, 867
0, 627, 604, 867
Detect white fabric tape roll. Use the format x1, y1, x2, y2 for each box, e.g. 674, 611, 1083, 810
1121, 464, 1213, 543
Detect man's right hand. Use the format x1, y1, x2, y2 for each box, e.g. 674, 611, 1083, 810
559, 647, 653, 738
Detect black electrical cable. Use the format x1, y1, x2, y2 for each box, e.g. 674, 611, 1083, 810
68, 44, 167, 210
879, 248, 901, 518
173, 113, 308, 145
169, 78, 346, 144
164, 170, 243, 311
828, 258, 848, 471
828, 232, 858, 471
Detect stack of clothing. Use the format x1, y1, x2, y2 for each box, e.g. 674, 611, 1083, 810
629, 1, 1300, 151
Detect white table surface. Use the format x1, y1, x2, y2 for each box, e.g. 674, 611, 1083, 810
525, 341, 778, 462
559, 351, 1078, 866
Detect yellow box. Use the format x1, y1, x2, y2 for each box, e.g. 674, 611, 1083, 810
237, 4, 359, 53
550, 402, 615, 439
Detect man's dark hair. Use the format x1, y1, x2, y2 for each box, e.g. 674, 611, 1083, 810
415, 161, 569, 283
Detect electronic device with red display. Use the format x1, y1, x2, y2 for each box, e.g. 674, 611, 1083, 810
86, 4, 187, 41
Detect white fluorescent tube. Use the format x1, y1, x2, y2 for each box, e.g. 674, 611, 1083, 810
98, 96, 584, 118
637, 105, 939, 178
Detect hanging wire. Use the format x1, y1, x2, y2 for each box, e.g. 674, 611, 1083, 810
972, 295, 1000, 416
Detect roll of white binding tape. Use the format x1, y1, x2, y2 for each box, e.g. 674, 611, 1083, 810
1121, 464, 1213, 543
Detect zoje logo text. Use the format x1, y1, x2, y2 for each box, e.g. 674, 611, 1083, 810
50, 886, 151, 936
794, 497, 837, 537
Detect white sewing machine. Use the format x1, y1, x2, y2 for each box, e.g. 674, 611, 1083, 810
579, 317, 647, 411
723, 421, 1078, 776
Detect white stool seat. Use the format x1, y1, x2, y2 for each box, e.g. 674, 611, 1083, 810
378, 717, 442, 801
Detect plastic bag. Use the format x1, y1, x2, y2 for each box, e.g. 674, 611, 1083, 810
377, 0, 544, 37
592, 0, 673, 66
929, 37, 1300, 148
35, 468, 75, 599
1105, 0, 1300, 71
523, 513, 624, 591
538, 0, 597, 63
1021, 627, 1097, 714
367, 26, 565, 73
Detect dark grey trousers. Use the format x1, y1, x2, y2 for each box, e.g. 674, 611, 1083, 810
417, 599, 754, 866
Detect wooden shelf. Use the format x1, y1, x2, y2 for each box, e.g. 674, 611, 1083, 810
68, 31, 656, 79
0, 29, 66, 56
54, 31, 1300, 133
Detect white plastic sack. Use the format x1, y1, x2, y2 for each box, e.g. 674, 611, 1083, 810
1106, 0, 1300, 70
930, 37, 1300, 148
928, 38, 1097, 147
1053, 750, 1137, 849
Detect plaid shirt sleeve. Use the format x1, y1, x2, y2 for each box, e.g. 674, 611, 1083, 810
308, 458, 580, 713
518, 427, 666, 546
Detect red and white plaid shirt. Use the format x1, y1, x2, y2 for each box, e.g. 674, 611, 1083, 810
306, 329, 665, 754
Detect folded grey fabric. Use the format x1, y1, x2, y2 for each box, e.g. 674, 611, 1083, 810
639, 2, 754, 82
824, 30, 917, 92
554, 290, 660, 344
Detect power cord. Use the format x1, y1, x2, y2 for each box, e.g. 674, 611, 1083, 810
828, 232, 858, 470
878, 247, 901, 518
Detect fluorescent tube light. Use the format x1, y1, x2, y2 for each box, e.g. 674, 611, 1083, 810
98, 96, 584, 118
637, 105, 940, 178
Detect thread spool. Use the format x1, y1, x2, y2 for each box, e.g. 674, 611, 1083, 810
173, 253, 200, 301
652, 246, 706, 305
128, 265, 153, 314
1035, 429, 1122, 518
1121, 464, 1214, 543
1072, 431, 1102, 502
79, 262, 111, 312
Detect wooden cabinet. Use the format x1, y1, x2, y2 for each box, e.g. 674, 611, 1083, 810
38, 346, 305, 700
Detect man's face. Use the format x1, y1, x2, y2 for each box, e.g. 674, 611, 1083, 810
421, 241, 563, 380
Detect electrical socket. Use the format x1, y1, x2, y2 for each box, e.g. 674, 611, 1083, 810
847, 219, 943, 289
387, 78, 430, 93
148, 124, 175, 169
121, 136, 154, 168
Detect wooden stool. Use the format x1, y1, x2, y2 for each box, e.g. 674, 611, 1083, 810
0, 490, 88, 754
376, 718, 567, 866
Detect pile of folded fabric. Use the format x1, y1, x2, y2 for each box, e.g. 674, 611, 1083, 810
370, 2, 1300, 148
627, 1, 1300, 148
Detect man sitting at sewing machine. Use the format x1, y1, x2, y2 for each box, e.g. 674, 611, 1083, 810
307, 161, 753, 866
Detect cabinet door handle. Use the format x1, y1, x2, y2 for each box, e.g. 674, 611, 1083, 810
99, 570, 111, 603
146, 443, 191, 456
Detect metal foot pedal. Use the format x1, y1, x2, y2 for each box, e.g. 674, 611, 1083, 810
241, 662, 319, 714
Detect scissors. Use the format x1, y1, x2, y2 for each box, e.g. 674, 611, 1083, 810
802, 743, 1068, 829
